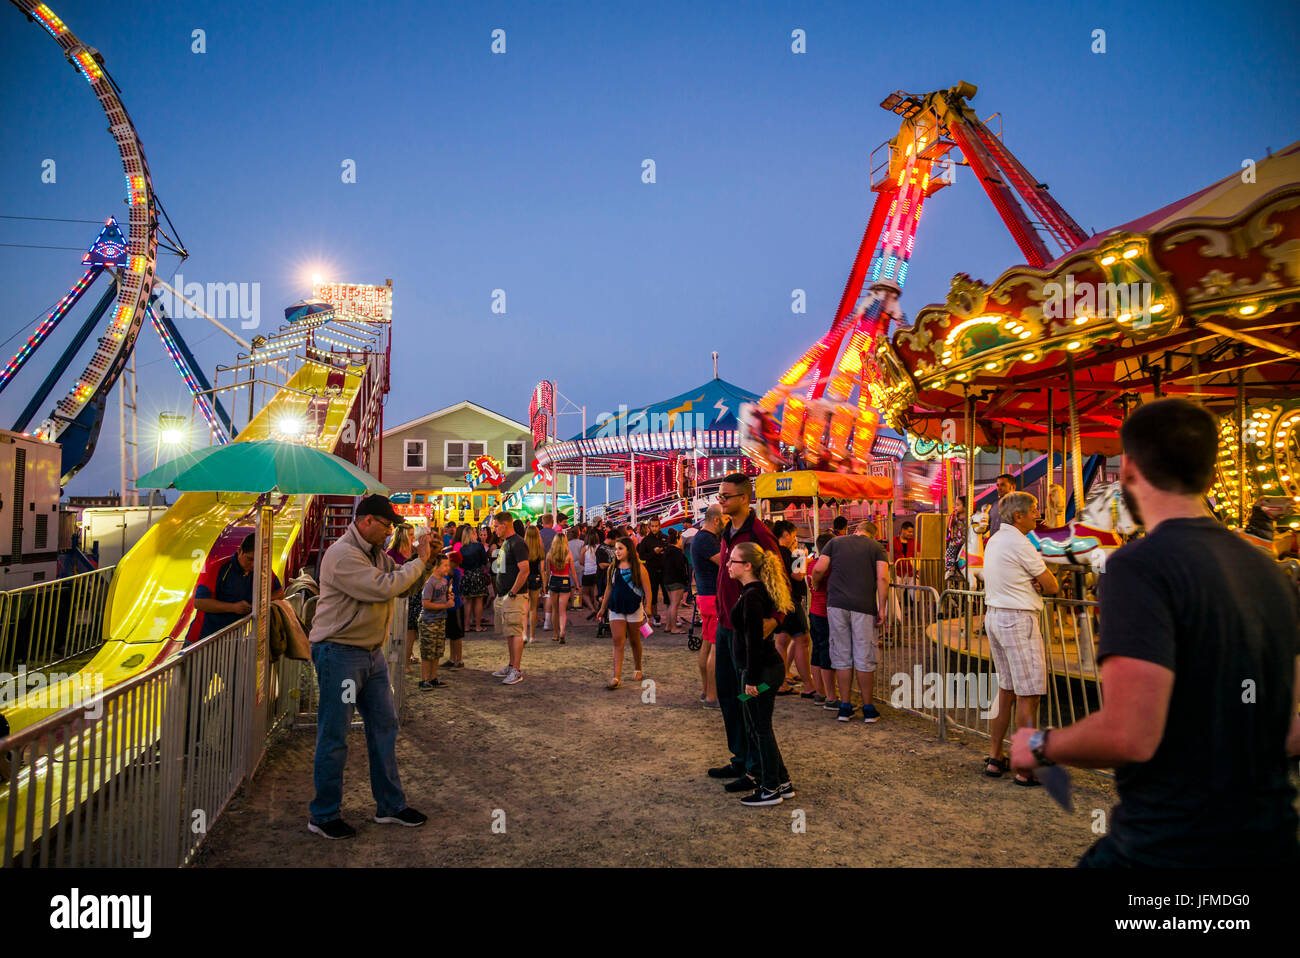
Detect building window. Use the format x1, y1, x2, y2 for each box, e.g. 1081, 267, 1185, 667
445, 440, 486, 472
403, 439, 426, 471
505, 440, 525, 470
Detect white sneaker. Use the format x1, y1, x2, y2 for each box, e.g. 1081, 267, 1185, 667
491, 664, 511, 677
502, 667, 523, 685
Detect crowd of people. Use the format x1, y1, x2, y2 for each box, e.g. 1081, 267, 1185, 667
214, 399, 1298, 865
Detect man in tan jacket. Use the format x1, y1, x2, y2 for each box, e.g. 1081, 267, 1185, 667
308, 494, 431, 840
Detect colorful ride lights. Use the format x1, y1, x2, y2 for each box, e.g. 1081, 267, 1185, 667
33, 4, 68, 36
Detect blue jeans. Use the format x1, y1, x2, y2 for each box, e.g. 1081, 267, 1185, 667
714, 626, 758, 777
309, 641, 406, 823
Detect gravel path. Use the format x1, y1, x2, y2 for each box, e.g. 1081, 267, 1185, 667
195, 611, 1120, 867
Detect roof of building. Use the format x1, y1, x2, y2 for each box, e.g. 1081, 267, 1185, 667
382, 400, 529, 438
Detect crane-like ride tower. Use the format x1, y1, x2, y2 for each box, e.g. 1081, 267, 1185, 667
744, 81, 1089, 472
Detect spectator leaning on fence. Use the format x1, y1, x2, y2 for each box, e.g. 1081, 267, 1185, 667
192, 533, 284, 643
307, 495, 431, 840
1011, 398, 1300, 867
981, 491, 1058, 785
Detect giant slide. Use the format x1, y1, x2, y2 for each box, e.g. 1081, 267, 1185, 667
0, 358, 367, 857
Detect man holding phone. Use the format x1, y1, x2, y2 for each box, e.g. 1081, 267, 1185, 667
307, 494, 431, 840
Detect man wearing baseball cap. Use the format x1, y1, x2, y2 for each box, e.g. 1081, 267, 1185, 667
307, 494, 432, 840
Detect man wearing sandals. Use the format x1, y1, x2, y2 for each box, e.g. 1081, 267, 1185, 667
981, 491, 1058, 785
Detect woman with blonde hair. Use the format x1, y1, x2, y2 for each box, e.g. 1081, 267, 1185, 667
726, 540, 795, 807
523, 525, 546, 643
544, 532, 575, 644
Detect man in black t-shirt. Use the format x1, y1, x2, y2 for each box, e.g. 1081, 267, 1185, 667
490, 511, 531, 686
637, 517, 668, 625
1012, 399, 1300, 866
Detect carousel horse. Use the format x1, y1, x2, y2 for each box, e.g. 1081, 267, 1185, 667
1030, 480, 1137, 576
954, 482, 1135, 586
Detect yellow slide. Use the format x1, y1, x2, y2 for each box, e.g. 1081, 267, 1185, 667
0, 358, 367, 857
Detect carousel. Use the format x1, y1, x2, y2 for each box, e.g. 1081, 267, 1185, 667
873, 140, 1300, 706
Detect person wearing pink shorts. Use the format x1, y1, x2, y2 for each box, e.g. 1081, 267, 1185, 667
690, 506, 725, 708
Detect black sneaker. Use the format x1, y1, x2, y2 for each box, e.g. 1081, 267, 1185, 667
822, 698, 841, 711
724, 775, 758, 793
707, 764, 747, 779
777, 782, 796, 799
308, 818, 356, 840
374, 807, 428, 827
740, 787, 784, 807
418, 680, 435, 692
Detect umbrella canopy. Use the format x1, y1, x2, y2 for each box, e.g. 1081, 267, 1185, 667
136, 439, 388, 496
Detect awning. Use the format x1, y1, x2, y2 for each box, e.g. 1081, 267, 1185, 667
755, 470, 893, 504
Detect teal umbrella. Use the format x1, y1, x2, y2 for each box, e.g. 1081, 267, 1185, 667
136, 439, 388, 495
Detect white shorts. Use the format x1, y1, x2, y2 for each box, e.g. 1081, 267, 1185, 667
984, 607, 1046, 696
608, 609, 644, 624
827, 606, 877, 673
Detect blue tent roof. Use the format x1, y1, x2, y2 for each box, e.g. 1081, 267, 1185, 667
570, 377, 759, 442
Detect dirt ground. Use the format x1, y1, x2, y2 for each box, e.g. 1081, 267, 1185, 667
194, 610, 1120, 867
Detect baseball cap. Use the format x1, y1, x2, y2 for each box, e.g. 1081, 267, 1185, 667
355, 494, 401, 525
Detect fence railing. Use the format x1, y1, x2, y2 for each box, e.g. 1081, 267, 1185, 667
0, 616, 255, 868
0, 566, 116, 673
287, 596, 407, 731
879, 584, 1103, 753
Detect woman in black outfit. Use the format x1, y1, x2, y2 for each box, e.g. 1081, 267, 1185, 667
726, 540, 795, 807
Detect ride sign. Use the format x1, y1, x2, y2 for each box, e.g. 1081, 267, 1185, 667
470, 454, 505, 487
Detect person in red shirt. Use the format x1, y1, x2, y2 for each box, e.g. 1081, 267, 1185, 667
807, 531, 835, 706
706, 473, 787, 795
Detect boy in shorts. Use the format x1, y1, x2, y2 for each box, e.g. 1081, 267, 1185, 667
419, 554, 453, 690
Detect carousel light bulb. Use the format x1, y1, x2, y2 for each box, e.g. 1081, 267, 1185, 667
1240, 305, 1257, 315
1123, 248, 1140, 258
1150, 303, 1165, 314
1101, 255, 1116, 266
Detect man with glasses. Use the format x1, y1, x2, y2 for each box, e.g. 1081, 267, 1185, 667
707, 473, 786, 795
308, 494, 432, 840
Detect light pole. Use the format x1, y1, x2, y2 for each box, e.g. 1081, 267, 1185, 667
152, 411, 187, 523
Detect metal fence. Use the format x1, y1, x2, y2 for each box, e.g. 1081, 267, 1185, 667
0, 566, 116, 673
287, 596, 408, 731
879, 584, 1102, 749
0, 616, 255, 868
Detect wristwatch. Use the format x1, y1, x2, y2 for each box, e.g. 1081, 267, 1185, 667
1029, 728, 1055, 766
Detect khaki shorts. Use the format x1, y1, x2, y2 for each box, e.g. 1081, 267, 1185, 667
495, 593, 529, 637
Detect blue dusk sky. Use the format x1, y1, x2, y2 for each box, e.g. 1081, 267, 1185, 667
1, 0, 1297, 501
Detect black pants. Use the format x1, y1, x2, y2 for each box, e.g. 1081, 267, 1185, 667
647, 567, 665, 607
740, 661, 789, 791
714, 625, 758, 777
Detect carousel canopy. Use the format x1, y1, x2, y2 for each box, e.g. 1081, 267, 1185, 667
536, 377, 759, 475
878, 140, 1300, 456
